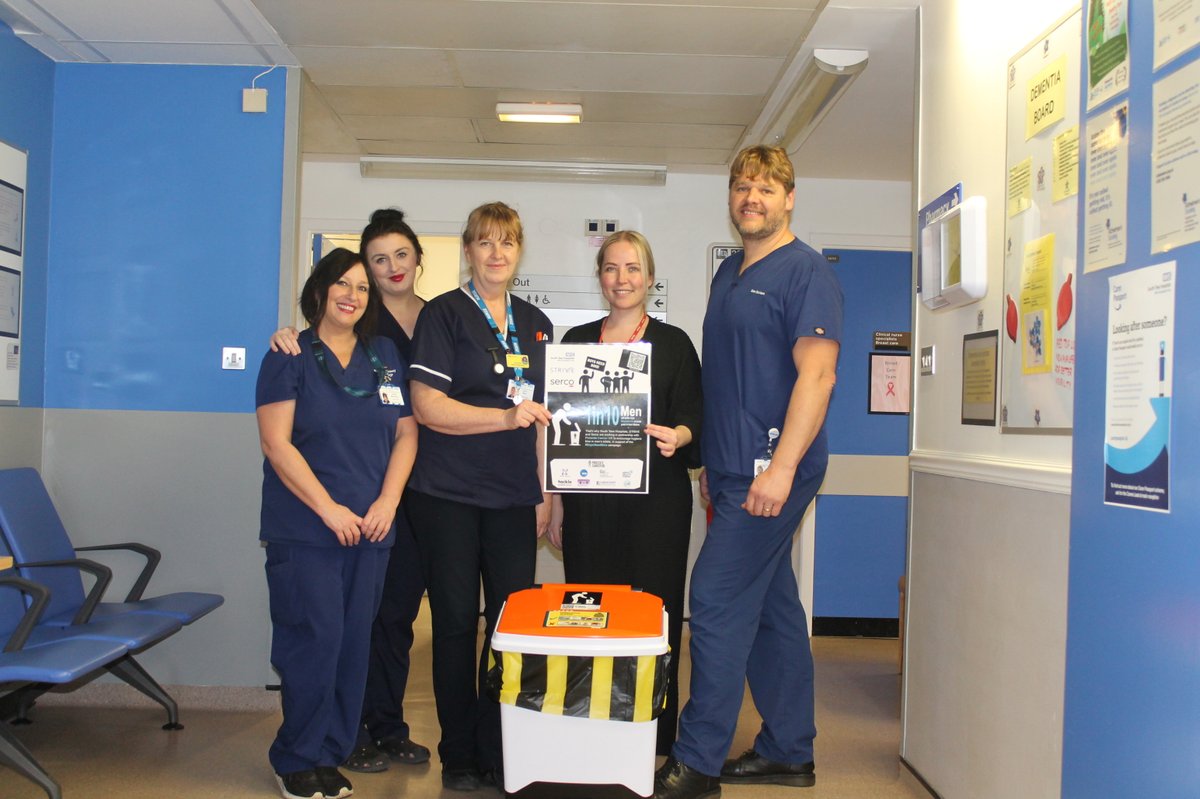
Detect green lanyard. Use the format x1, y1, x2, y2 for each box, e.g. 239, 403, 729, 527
311, 336, 394, 398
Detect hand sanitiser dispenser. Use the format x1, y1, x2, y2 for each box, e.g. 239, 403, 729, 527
919, 194, 987, 310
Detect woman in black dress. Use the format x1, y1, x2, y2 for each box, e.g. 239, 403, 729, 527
547, 230, 702, 755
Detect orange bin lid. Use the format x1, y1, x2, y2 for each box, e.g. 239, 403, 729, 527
496, 584, 663, 639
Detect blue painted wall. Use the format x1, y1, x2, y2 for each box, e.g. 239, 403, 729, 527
1062, 2, 1200, 796
0, 22, 54, 407
45, 63, 287, 413
816, 248, 911, 619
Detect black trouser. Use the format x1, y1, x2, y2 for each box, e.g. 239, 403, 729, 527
359, 508, 425, 745
405, 489, 537, 773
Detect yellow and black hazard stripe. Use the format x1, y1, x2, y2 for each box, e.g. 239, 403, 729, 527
486, 649, 671, 722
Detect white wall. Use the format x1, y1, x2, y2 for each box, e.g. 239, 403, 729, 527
904, 2, 1077, 797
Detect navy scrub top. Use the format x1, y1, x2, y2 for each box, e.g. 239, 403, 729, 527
701, 238, 843, 481
407, 287, 553, 509
256, 329, 411, 548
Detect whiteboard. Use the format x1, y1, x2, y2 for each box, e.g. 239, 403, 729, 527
0, 139, 25, 405
1000, 10, 1081, 434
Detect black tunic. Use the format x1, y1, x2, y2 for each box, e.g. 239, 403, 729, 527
559, 316, 702, 754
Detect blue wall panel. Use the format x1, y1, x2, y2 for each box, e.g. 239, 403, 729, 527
814, 495, 907, 618
0, 23, 54, 407
45, 64, 286, 412
1062, 2, 1200, 796
825, 248, 911, 456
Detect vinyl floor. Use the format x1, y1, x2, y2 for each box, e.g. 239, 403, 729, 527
6, 600, 931, 799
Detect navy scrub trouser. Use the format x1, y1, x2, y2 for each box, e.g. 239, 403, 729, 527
672, 469, 823, 777
266, 542, 389, 775
360, 513, 425, 744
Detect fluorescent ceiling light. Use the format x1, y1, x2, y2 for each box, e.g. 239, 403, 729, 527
496, 102, 582, 124
744, 48, 868, 155
360, 157, 666, 186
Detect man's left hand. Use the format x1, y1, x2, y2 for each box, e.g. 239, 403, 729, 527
741, 462, 795, 517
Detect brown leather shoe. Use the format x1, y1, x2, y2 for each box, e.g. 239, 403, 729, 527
654, 757, 721, 799
720, 749, 815, 787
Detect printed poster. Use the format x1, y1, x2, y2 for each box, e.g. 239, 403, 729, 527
1020, 234, 1056, 375
1154, 0, 1200, 69
1084, 102, 1130, 272
1105, 263, 1175, 511
1087, 0, 1130, 109
1052, 125, 1080, 201
543, 342, 652, 493
1151, 59, 1200, 253
1028, 55, 1068, 139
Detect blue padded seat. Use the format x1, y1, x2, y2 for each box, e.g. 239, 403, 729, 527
0, 468, 223, 628
2, 572, 131, 799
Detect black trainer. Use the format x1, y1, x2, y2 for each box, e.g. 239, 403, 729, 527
653, 757, 721, 799
315, 766, 353, 798
442, 766, 483, 791
275, 770, 325, 799
720, 749, 815, 787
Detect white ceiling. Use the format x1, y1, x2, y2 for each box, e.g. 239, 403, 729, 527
0, 0, 917, 181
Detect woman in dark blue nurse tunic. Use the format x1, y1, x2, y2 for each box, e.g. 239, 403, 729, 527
256, 247, 418, 799
406, 202, 553, 792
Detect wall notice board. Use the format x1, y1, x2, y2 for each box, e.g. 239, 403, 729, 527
1001, 10, 1081, 434
0, 139, 25, 406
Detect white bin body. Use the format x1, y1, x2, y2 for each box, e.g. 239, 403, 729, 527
493, 606, 669, 797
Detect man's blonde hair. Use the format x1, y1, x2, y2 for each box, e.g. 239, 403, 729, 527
729, 145, 795, 192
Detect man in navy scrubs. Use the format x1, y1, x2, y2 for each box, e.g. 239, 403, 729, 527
655, 145, 843, 799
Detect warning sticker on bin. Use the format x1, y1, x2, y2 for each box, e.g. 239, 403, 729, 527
545, 610, 609, 629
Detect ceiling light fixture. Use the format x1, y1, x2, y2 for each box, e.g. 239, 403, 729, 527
744, 48, 868, 155
360, 157, 666, 186
496, 102, 582, 124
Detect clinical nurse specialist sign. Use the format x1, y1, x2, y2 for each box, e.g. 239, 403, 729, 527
543, 342, 652, 494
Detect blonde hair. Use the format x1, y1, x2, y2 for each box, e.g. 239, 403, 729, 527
596, 230, 656, 282
729, 145, 795, 192
462, 202, 523, 247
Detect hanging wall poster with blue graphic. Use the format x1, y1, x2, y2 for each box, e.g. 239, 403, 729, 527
1104, 263, 1175, 511
543, 342, 652, 493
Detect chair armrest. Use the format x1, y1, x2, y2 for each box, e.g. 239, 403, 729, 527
16, 558, 113, 625
0, 574, 51, 653
75, 542, 161, 602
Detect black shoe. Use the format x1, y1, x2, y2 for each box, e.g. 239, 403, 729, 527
275, 770, 325, 799
442, 767, 483, 791
481, 765, 505, 790
653, 757, 721, 799
720, 749, 815, 787
374, 736, 431, 765
315, 766, 353, 798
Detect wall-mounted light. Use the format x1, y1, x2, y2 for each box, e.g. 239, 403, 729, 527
360, 156, 666, 186
743, 48, 868, 155
496, 102, 582, 124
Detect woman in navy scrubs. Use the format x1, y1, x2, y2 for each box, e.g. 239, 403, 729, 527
272, 209, 432, 773
546, 230, 702, 755
407, 202, 553, 791
257, 248, 418, 799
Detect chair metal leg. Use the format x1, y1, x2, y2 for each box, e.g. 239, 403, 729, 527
106, 655, 184, 730
0, 719, 62, 799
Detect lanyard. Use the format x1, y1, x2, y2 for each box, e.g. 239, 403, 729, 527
311, 336, 393, 398
467, 281, 524, 381
600, 313, 649, 343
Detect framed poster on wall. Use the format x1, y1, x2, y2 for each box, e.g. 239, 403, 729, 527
0, 138, 26, 405
1000, 10, 1081, 434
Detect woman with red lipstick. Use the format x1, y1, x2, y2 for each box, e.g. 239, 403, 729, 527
256, 248, 418, 799
546, 230, 702, 755
406, 202, 553, 791
270, 209, 431, 774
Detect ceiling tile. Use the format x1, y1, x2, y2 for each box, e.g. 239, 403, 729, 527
476, 120, 742, 149
87, 42, 277, 65
291, 46, 460, 86
357, 138, 732, 166
454, 51, 781, 95
342, 115, 479, 142
37, 0, 258, 43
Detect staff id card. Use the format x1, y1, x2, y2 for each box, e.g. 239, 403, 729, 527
507, 378, 535, 405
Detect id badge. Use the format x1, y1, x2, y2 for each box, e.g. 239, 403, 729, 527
378, 384, 405, 406
507, 378, 535, 405
506, 352, 530, 369
754, 458, 770, 476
